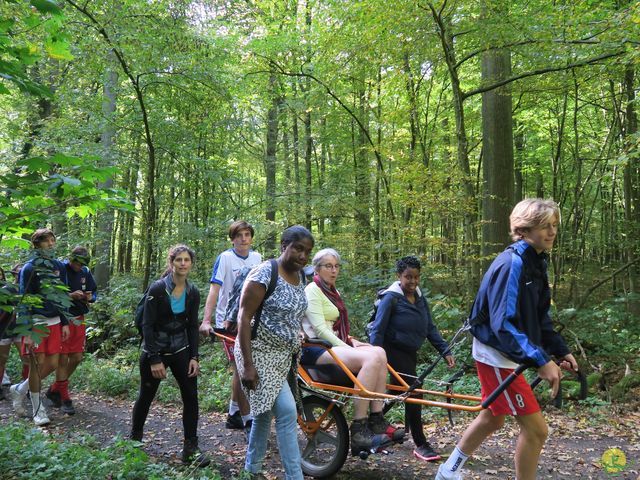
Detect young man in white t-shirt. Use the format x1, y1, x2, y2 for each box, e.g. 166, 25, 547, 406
199, 221, 261, 433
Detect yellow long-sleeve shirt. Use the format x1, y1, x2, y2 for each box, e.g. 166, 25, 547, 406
303, 282, 349, 348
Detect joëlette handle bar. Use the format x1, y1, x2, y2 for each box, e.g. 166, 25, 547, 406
481, 364, 528, 409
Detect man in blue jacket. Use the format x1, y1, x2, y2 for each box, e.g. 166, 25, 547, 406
436, 199, 578, 480
10, 228, 70, 426
46, 246, 97, 415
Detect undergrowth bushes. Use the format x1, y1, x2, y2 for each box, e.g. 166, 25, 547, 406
0, 424, 221, 479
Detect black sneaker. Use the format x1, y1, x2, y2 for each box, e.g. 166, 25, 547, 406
61, 399, 76, 415
413, 442, 442, 462
225, 411, 244, 429
45, 388, 61, 408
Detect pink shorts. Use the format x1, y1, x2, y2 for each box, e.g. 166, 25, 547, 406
21, 323, 62, 356
61, 316, 86, 354
476, 361, 540, 416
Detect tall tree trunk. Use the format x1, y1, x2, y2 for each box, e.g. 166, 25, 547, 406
481, 46, 514, 262
514, 121, 524, 203
94, 64, 118, 290
623, 65, 640, 314
429, 4, 480, 290
353, 80, 372, 269
264, 73, 279, 253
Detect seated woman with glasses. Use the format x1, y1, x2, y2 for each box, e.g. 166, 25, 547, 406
301, 248, 404, 455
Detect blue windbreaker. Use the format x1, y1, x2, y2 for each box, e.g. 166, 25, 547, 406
469, 240, 570, 367
369, 281, 450, 355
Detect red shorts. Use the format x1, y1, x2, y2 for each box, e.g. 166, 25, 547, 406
61, 316, 86, 354
21, 323, 62, 356
222, 336, 236, 363
476, 361, 540, 416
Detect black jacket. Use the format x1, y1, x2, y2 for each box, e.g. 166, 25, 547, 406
141, 274, 200, 364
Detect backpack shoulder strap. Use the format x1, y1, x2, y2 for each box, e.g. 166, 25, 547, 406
265, 258, 279, 300
251, 259, 279, 339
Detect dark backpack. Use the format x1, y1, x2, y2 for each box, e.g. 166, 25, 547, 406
134, 276, 172, 339
366, 286, 398, 338
224, 258, 279, 339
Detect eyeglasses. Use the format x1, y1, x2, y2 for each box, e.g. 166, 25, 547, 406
319, 264, 341, 270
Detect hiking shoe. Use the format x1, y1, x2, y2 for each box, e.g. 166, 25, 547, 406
369, 412, 405, 442
61, 399, 76, 415
413, 442, 441, 462
435, 464, 464, 480
225, 411, 244, 429
181, 437, 211, 467
33, 404, 51, 426
45, 388, 62, 408
350, 418, 390, 455
9, 385, 26, 416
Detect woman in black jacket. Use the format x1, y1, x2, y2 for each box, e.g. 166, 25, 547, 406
130, 244, 209, 466
369, 256, 455, 463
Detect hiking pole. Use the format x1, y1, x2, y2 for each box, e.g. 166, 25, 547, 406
383, 320, 472, 411
406, 319, 472, 394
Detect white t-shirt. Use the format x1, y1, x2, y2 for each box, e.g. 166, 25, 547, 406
209, 248, 262, 327
472, 337, 519, 369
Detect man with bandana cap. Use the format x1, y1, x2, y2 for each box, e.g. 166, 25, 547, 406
46, 246, 97, 415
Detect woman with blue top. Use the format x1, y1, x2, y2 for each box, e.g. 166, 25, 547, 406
130, 244, 209, 467
369, 255, 455, 463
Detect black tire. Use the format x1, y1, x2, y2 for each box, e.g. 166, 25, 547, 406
298, 395, 349, 478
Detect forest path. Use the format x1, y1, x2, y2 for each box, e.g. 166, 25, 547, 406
0, 390, 638, 479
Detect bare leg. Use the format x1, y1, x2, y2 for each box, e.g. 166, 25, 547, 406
28, 352, 59, 392
317, 346, 386, 419
56, 352, 83, 381
0, 344, 10, 378
230, 362, 250, 416
457, 409, 505, 455
514, 412, 548, 480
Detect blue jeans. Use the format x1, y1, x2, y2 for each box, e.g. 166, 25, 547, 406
245, 381, 303, 479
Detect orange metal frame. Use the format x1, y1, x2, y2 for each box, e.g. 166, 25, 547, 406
297, 341, 484, 412
215, 331, 485, 414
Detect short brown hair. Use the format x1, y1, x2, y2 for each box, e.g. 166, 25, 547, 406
31, 228, 56, 248
229, 220, 254, 240
509, 199, 560, 241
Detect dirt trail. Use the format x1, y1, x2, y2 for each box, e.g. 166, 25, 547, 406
0, 391, 638, 479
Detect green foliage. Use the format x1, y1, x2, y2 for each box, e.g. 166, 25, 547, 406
72, 352, 138, 398
0, 423, 222, 479
561, 295, 640, 369
86, 274, 144, 354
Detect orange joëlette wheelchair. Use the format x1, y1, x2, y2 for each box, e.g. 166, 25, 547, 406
214, 326, 586, 478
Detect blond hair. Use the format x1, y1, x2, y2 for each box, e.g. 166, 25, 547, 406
509, 198, 560, 241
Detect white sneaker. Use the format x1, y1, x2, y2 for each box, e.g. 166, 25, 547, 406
2, 371, 10, 386
9, 385, 26, 416
435, 464, 464, 480
33, 404, 51, 426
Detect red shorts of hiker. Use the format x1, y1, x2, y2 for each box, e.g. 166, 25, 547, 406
476, 361, 540, 416
61, 316, 86, 354
222, 335, 236, 362
21, 323, 62, 356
